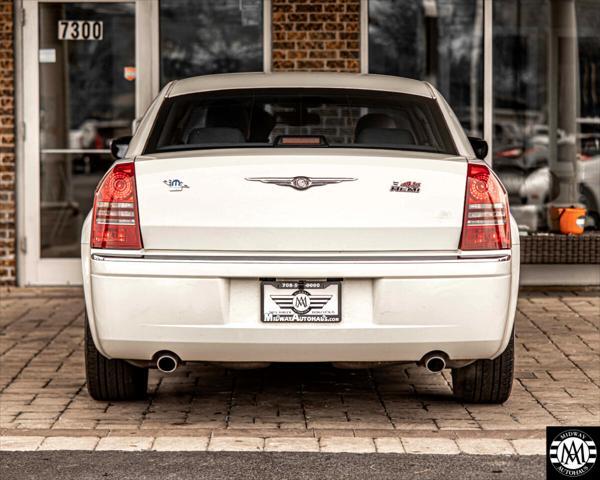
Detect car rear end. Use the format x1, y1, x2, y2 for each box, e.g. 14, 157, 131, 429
82, 74, 519, 402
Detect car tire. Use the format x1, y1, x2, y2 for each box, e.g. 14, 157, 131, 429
85, 313, 148, 401
451, 329, 514, 404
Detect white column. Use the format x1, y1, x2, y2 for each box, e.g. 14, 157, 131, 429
135, 0, 160, 118
483, 0, 493, 164
263, 0, 272, 72
548, 0, 579, 205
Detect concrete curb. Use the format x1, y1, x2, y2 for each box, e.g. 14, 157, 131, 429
0, 428, 548, 439
0, 434, 547, 455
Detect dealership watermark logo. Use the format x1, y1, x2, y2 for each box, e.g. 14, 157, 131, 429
547, 427, 599, 479
270, 291, 332, 314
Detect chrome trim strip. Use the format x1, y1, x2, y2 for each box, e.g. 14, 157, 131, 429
42, 149, 111, 154
92, 253, 511, 264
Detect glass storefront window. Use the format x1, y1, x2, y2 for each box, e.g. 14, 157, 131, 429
39, 2, 135, 258
575, 0, 600, 230
493, 0, 600, 233
369, 0, 484, 137
160, 0, 263, 85
493, 0, 549, 234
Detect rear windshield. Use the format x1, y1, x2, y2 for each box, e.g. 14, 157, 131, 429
144, 88, 457, 155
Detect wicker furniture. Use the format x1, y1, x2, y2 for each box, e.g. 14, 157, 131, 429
520, 232, 600, 264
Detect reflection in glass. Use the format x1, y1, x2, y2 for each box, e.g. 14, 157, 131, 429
145, 89, 457, 155
493, 0, 600, 233
369, 0, 484, 136
40, 153, 114, 257
39, 3, 135, 257
576, 0, 600, 230
160, 0, 263, 85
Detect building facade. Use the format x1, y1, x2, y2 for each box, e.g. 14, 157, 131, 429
1, 0, 599, 285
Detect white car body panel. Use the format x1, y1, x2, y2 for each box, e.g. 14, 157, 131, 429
135, 150, 467, 252
82, 239, 519, 363
82, 73, 519, 365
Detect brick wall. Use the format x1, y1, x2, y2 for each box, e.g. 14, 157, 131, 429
272, 0, 360, 72
0, 0, 15, 285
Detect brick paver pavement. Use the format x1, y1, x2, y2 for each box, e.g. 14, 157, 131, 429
0, 287, 598, 452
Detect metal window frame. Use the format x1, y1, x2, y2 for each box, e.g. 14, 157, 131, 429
483, 0, 493, 164
14, 0, 25, 285
263, 0, 272, 73
18, 0, 145, 285
360, 0, 368, 74
136, 0, 159, 117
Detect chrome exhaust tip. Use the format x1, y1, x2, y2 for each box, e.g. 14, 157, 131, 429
156, 353, 179, 373
421, 352, 447, 373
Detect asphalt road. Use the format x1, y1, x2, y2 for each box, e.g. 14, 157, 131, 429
0, 452, 545, 480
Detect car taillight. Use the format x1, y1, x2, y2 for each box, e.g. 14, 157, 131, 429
459, 163, 511, 251
91, 162, 142, 249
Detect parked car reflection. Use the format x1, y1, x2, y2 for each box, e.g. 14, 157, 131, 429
494, 128, 600, 232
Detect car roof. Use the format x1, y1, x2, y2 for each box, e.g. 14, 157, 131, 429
166, 72, 435, 98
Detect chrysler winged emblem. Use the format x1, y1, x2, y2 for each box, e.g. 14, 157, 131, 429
245, 176, 356, 191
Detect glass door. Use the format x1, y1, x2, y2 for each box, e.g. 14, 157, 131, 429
21, 0, 154, 284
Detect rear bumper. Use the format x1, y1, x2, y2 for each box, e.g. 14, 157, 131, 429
83, 248, 519, 363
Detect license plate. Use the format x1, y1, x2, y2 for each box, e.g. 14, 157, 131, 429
261, 280, 341, 323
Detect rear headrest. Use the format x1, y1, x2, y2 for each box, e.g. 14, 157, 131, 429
206, 106, 249, 136
355, 128, 416, 146
249, 108, 276, 142
187, 127, 246, 145
354, 113, 396, 141
182, 108, 207, 143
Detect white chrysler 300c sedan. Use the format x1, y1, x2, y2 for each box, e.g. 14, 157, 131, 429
82, 73, 519, 403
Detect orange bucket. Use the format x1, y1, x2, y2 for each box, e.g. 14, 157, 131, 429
549, 206, 587, 235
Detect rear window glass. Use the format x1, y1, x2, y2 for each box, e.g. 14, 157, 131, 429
144, 88, 457, 155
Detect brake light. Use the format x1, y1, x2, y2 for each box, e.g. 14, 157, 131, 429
459, 163, 511, 251
91, 162, 142, 249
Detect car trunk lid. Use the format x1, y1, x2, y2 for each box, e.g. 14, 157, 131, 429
134, 149, 467, 252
